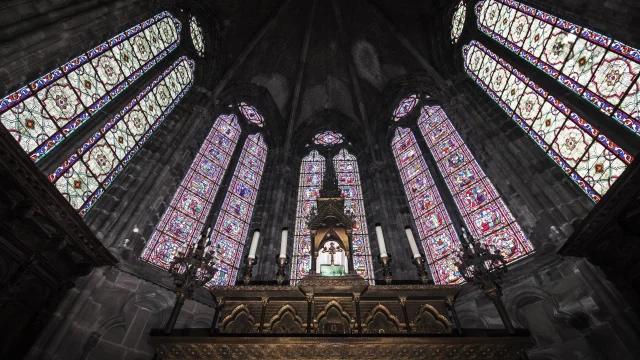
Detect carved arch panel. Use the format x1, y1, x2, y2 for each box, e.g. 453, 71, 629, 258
362, 304, 403, 334
412, 303, 452, 334
220, 304, 257, 334
267, 304, 305, 334
314, 300, 354, 335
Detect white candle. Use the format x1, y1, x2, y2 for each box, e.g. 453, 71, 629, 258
375, 224, 388, 258
248, 229, 260, 259
405, 227, 421, 258
279, 228, 288, 258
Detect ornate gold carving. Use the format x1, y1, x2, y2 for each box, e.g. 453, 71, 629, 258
306, 293, 314, 303
152, 341, 533, 360
267, 304, 305, 334
260, 297, 269, 306
314, 300, 354, 334
352, 293, 361, 302
398, 297, 407, 306
362, 304, 402, 334
412, 303, 452, 334
220, 304, 257, 333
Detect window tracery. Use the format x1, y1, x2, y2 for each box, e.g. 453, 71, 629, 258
140, 113, 240, 268
451, 1, 467, 43
463, 40, 632, 201
189, 15, 205, 57
208, 133, 267, 286
393, 94, 419, 121
476, 0, 640, 136
418, 105, 534, 263
51, 57, 195, 216
391, 127, 462, 284
238, 102, 265, 127
313, 131, 344, 145
0, 11, 182, 162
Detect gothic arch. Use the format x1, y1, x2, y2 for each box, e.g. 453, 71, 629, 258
362, 304, 403, 334
220, 304, 257, 333
313, 300, 354, 334
267, 304, 305, 334
504, 284, 590, 331
412, 303, 452, 334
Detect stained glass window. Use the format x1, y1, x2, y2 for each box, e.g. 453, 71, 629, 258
238, 102, 265, 127
419, 105, 534, 264
476, 0, 640, 136
391, 127, 462, 284
463, 41, 633, 202
313, 131, 344, 145
334, 149, 374, 283
451, 1, 467, 43
208, 134, 267, 286
50, 56, 195, 216
190, 15, 205, 57
0, 11, 182, 162
140, 113, 241, 269
393, 94, 419, 121
291, 151, 325, 284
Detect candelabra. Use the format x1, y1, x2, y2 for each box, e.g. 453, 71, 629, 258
412, 254, 434, 284
276, 255, 289, 285
377, 254, 393, 284
165, 227, 217, 334
454, 227, 514, 334
243, 255, 258, 285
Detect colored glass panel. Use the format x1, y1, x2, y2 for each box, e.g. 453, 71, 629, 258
451, 1, 466, 43
140, 113, 241, 269
476, 0, 640, 135
393, 94, 419, 121
463, 41, 632, 202
291, 151, 325, 284
391, 127, 462, 284
313, 131, 344, 145
334, 149, 374, 284
50, 57, 196, 216
238, 102, 265, 127
209, 134, 267, 286
419, 105, 534, 263
0, 11, 182, 162
190, 16, 205, 57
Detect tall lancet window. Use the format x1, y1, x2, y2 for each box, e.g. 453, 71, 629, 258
189, 15, 205, 57
141, 113, 241, 269
334, 149, 374, 283
463, 41, 633, 201
209, 133, 267, 286
291, 151, 325, 284
476, 0, 640, 135
0, 11, 181, 162
418, 106, 534, 263
391, 128, 462, 284
51, 57, 196, 216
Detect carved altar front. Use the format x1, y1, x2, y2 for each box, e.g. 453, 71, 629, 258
149, 278, 533, 359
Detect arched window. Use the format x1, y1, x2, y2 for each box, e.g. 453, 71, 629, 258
0, 11, 182, 162
334, 149, 374, 283
391, 127, 462, 284
238, 102, 265, 127
209, 133, 267, 285
140, 113, 240, 269
451, 1, 467, 44
291, 151, 325, 284
463, 41, 633, 201
418, 105, 534, 263
476, 0, 640, 136
393, 94, 420, 121
189, 15, 205, 57
50, 57, 195, 216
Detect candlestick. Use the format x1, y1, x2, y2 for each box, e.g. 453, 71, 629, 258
377, 253, 392, 284
248, 229, 260, 259
405, 226, 421, 258
279, 228, 288, 259
276, 254, 289, 285
375, 224, 388, 258
243, 255, 258, 285
412, 255, 433, 284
